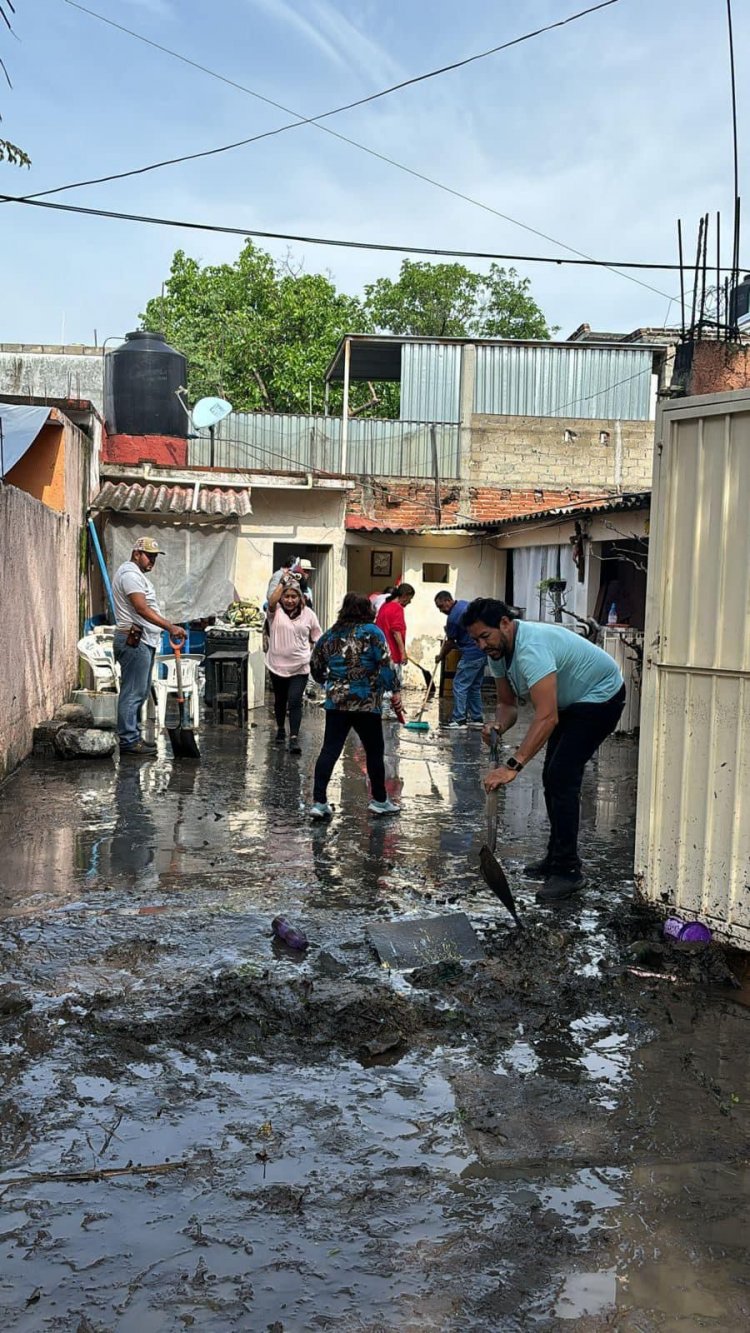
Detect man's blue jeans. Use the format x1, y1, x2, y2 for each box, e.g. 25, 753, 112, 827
450, 653, 487, 723
114, 632, 155, 747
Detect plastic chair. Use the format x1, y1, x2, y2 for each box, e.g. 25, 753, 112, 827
77, 628, 118, 692
152, 654, 202, 730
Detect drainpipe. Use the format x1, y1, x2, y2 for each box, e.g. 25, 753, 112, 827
614, 420, 623, 492
341, 337, 351, 476
87, 516, 116, 620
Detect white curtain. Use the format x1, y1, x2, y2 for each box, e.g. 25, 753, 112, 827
512, 543, 588, 623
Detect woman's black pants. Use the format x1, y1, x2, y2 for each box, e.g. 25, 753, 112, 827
269, 671, 308, 735
313, 710, 386, 803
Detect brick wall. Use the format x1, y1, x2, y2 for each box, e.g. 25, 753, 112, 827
688, 341, 750, 395
469, 414, 655, 491
347, 477, 611, 529
102, 433, 188, 466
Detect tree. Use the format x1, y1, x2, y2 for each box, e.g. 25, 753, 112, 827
1, 1, 30, 167
364, 259, 552, 339
141, 242, 367, 414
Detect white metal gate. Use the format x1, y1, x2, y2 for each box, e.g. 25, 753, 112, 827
635, 389, 750, 947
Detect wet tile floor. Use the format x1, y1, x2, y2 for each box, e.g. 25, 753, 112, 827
0, 699, 748, 1330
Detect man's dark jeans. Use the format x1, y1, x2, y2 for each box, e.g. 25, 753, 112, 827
542, 684, 626, 871
114, 631, 155, 748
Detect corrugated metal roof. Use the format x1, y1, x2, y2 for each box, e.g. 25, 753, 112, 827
479, 490, 651, 530
92, 480, 252, 517
345, 516, 423, 534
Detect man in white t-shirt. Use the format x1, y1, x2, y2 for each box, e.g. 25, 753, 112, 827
112, 536, 186, 755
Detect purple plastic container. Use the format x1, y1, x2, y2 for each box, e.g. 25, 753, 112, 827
663, 916, 712, 944
272, 916, 308, 951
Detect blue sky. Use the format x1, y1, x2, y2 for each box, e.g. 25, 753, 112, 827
1, 0, 747, 345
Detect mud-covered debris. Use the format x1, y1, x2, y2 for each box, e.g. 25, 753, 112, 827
0, 983, 32, 1018
54, 702, 95, 728
53, 728, 117, 760
407, 959, 466, 989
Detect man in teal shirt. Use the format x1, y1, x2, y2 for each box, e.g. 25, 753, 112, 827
463, 598, 625, 902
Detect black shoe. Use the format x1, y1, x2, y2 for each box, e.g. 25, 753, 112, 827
120, 740, 157, 756
288, 736, 302, 754
274, 729, 286, 744
535, 870, 585, 903
523, 858, 554, 879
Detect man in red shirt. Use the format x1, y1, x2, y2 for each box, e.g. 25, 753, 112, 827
376, 585, 415, 715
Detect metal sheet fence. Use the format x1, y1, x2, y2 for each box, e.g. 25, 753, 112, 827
474, 344, 654, 420
400, 341, 462, 423
635, 390, 750, 946
189, 413, 461, 479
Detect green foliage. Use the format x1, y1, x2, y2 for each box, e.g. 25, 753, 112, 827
364, 259, 553, 339
0, 138, 30, 167
141, 244, 553, 418
141, 243, 367, 414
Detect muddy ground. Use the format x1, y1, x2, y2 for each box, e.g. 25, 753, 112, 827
0, 699, 748, 1331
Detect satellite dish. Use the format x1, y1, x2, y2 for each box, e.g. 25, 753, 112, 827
191, 396, 233, 430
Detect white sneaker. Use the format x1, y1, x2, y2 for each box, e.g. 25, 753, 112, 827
368, 798, 401, 816
445, 720, 466, 730
310, 802, 333, 820
467, 720, 485, 729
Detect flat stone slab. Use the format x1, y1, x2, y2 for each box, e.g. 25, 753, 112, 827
367, 912, 484, 968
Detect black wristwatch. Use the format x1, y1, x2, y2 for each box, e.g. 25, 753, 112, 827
504, 755, 524, 772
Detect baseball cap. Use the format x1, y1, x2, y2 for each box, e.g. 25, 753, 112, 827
132, 537, 165, 555
294, 558, 315, 572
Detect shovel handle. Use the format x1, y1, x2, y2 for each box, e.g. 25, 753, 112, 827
169, 637, 185, 704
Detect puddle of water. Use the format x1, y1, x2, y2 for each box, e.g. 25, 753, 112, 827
555, 1267, 618, 1319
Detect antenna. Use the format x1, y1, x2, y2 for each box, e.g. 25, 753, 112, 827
191, 396, 233, 467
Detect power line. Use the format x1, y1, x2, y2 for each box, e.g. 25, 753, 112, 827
52, 0, 621, 200
37, 0, 677, 304
5, 191, 741, 274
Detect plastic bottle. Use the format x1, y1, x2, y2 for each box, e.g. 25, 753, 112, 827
607, 602, 618, 627
271, 916, 308, 950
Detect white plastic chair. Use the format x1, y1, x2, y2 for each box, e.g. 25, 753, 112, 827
77, 628, 118, 692
152, 655, 202, 730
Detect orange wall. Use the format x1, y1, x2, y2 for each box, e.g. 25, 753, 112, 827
5, 422, 66, 512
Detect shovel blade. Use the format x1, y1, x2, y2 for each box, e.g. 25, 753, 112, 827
479, 845, 522, 927
167, 724, 201, 761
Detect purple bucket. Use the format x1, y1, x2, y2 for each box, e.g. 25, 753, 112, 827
664, 916, 712, 944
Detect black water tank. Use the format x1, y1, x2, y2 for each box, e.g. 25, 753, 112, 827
104, 330, 187, 436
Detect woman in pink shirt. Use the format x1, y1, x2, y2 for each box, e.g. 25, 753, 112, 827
266, 577, 322, 753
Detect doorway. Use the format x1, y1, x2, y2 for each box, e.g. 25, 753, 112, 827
272, 543, 333, 628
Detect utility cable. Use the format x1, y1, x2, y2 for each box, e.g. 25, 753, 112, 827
38, 0, 676, 304
52, 0, 621, 199
5, 191, 742, 275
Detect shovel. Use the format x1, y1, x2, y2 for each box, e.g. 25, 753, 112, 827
167, 639, 201, 761
478, 727, 523, 928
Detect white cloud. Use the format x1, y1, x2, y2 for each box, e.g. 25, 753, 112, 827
249, 0, 348, 71
122, 0, 175, 18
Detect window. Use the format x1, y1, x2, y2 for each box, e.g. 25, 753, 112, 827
422, 562, 450, 583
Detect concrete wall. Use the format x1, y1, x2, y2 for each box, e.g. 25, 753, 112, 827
0, 346, 104, 413
0, 486, 83, 779
6, 422, 67, 510
469, 414, 655, 492
235, 487, 349, 630
345, 533, 506, 673
0, 412, 91, 778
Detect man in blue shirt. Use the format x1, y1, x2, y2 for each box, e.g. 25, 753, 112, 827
463, 598, 626, 903
434, 591, 487, 729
